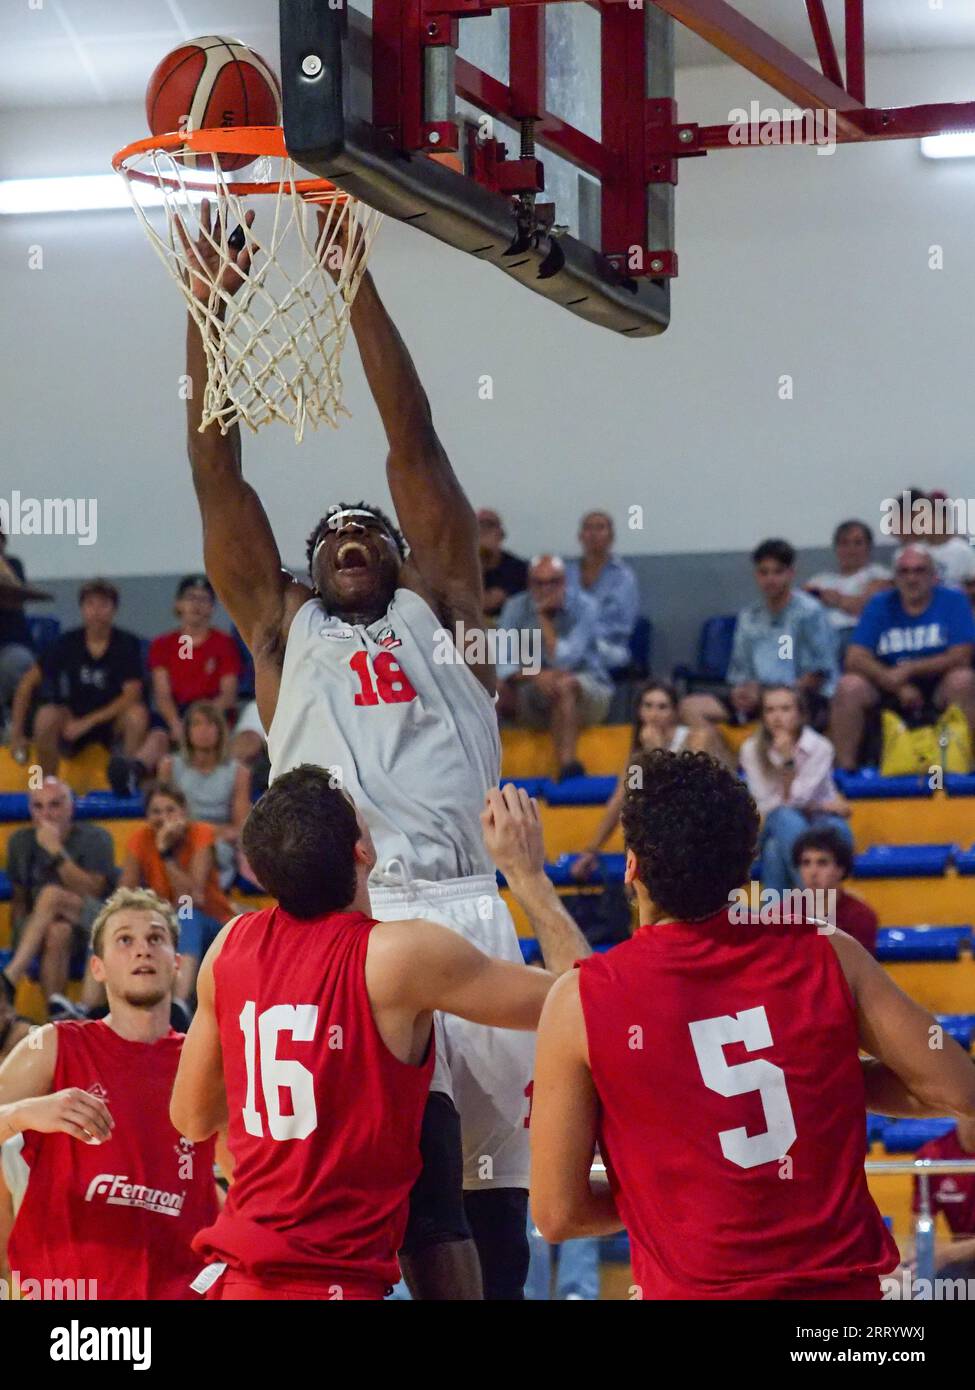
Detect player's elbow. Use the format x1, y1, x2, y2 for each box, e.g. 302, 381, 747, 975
531, 1196, 584, 1245
169, 1092, 215, 1144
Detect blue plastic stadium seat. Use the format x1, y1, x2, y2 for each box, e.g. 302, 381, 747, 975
500, 777, 549, 798
544, 858, 577, 888
233, 871, 264, 896
876, 926, 972, 963
955, 847, 975, 876
672, 614, 737, 689
0, 793, 30, 822
0, 949, 11, 973
853, 844, 953, 879
546, 853, 627, 886
0, 873, 10, 903
834, 769, 931, 800
26, 615, 61, 655
599, 1232, 631, 1264
544, 776, 617, 807
936, 1014, 975, 1049
945, 774, 975, 797
518, 938, 543, 965
73, 791, 144, 820
882, 1118, 956, 1153
866, 1114, 888, 1146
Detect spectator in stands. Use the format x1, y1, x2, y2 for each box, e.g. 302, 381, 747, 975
108, 574, 243, 796
906, 490, 975, 592
497, 555, 611, 780
119, 782, 233, 1007
149, 574, 240, 730
158, 701, 251, 888
8, 579, 156, 782
0, 777, 114, 1020
478, 509, 528, 620
0, 994, 31, 1062
230, 699, 270, 797
566, 511, 639, 672
910, 1116, 975, 1281
805, 520, 892, 656
884, 487, 928, 543
792, 826, 878, 954
0, 525, 35, 730
682, 539, 838, 731
828, 545, 975, 770
741, 686, 851, 895
571, 680, 732, 881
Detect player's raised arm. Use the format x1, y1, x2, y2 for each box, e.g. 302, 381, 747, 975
348, 273, 483, 631
481, 784, 591, 974
182, 202, 310, 662
373, 917, 553, 1032
830, 931, 975, 1119
170, 921, 235, 1142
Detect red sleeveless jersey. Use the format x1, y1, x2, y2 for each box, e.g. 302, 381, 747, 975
578, 910, 899, 1299
9, 1021, 218, 1300
193, 907, 434, 1299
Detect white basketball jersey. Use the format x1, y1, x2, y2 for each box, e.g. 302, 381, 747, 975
267, 589, 500, 882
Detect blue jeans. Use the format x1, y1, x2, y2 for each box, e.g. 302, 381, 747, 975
760, 807, 853, 894
525, 1215, 600, 1300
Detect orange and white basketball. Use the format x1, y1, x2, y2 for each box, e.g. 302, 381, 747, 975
145, 35, 281, 171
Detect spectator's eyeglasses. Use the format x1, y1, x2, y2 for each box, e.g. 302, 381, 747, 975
896, 566, 931, 576
530, 577, 564, 588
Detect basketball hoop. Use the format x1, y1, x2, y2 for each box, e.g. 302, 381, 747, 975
113, 126, 382, 442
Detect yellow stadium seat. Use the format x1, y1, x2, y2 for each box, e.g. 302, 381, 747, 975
57, 742, 111, 795
0, 747, 32, 793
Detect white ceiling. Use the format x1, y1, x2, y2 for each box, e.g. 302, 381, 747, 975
2, 0, 974, 110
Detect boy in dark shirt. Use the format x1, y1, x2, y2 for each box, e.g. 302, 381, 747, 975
793, 825, 878, 954
0, 527, 35, 721
9, 579, 150, 778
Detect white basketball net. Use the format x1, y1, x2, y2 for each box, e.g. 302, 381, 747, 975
117, 145, 382, 441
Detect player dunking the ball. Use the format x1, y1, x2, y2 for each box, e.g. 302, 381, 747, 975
181, 205, 584, 1299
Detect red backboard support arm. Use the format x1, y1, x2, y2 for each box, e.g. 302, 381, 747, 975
371, 0, 975, 284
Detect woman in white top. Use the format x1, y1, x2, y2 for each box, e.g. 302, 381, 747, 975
571, 680, 731, 881
740, 685, 852, 894
158, 701, 251, 887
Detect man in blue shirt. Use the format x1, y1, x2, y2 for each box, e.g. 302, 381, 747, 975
829, 545, 975, 769
720, 538, 838, 722
497, 555, 611, 780
565, 511, 639, 672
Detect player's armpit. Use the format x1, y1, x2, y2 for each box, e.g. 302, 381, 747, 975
529, 972, 622, 1242
831, 931, 975, 1119
387, 919, 555, 1030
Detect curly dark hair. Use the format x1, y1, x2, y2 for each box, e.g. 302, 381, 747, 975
791, 825, 853, 877
620, 750, 760, 921
305, 501, 407, 577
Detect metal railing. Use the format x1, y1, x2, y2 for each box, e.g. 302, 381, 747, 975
867, 1157, 975, 1292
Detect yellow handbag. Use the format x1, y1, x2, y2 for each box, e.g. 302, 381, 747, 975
880, 703, 972, 777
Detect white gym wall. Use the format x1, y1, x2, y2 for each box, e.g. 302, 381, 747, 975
1, 44, 974, 579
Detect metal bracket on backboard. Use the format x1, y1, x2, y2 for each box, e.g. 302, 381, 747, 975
279, 1, 672, 337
